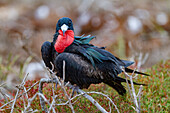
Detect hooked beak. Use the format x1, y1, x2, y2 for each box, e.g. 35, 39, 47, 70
61, 24, 68, 35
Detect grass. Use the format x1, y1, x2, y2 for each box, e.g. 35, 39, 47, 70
0, 60, 169, 112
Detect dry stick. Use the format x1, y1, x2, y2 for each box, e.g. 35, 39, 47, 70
0, 89, 9, 103
0, 81, 39, 109
86, 91, 119, 113
123, 69, 140, 113
49, 88, 57, 113
10, 74, 28, 113
23, 93, 38, 112
39, 93, 56, 113
48, 97, 56, 113
124, 74, 134, 103
60, 61, 108, 112
55, 84, 109, 113
39, 62, 57, 113
54, 76, 75, 113
40, 62, 119, 113
0, 82, 6, 87
48, 76, 57, 113
62, 60, 75, 113
108, 101, 111, 113
47, 61, 75, 112
141, 53, 149, 65
10, 89, 19, 113
24, 89, 56, 113
137, 52, 143, 71
137, 85, 143, 113
62, 60, 65, 83
77, 90, 110, 113
23, 87, 29, 100
0, 82, 10, 103
39, 76, 118, 113
41, 75, 111, 112
39, 78, 57, 112
24, 93, 44, 112
57, 89, 120, 113
124, 68, 138, 104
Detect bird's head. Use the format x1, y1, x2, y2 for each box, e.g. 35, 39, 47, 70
56, 17, 74, 35
54, 17, 75, 53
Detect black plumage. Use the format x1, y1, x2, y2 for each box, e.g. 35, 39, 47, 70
41, 17, 149, 95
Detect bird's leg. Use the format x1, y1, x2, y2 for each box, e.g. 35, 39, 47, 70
70, 85, 80, 97
52, 77, 58, 88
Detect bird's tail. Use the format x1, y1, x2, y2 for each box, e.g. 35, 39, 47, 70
116, 76, 146, 86
105, 76, 146, 95
104, 80, 126, 96
125, 68, 150, 76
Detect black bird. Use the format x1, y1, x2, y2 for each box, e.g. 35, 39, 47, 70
41, 17, 149, 95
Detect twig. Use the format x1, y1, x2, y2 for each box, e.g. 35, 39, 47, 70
141, 53, 149, 65
0, 82, 6, 87
124, 74, 133, 103
62, 60, 65, 84
123, 69, 141, 113
39, 78, 57, 112
23, 93, 38, 112
48, 97, 56, 113
53, 66, 75, 112
10, 74, 28, 113
137, 85, 143, 112
48, 74, 56, 113
0, 81, 39, 109
0, 88, 10, 103
85, 91, 119, 113
39, 60, 120, 113
137, 52, 143, 70
55, 85, 109, 113
10, 88, 20, 113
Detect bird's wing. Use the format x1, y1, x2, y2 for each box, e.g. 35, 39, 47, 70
41, 41, 53, 69
54, 52, 103, 88
72, 35, 126, 68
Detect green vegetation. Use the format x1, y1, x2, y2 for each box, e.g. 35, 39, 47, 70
0, 60, 169, 112
0, 55, 32, 82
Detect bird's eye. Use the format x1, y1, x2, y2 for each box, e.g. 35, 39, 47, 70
58, 23, 61, 27
68, 21, 72, 25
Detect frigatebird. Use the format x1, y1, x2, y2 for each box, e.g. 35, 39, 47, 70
41, 17, 149, 95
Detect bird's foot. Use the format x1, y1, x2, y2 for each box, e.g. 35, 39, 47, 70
52, 78, 58, 88
70, 85, 79, 97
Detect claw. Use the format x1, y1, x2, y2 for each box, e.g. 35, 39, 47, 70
52, 78, 58, 88
70, 85, 79, 97
55, 81, 58, 88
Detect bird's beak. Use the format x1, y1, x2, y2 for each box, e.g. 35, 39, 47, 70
61, 24, 68, 35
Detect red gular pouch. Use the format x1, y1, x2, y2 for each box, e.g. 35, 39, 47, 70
54, 30, 74, 53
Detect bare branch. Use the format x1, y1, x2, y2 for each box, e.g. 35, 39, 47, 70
137, 85, 143, 112
38, 61, 120, 113
39, 78, 57, 112
0, 82, 6, 87
122, 69, 143, 113
10, 74, 29, 113
10, 88, 20, 113
0, 80, 39, 109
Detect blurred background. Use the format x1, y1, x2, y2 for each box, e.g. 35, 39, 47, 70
0, 0, 169, 90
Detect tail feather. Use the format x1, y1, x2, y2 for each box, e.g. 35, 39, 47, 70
125, 68, 150, 76
116, 76, 146, 86
105, 76, 147, 95
104, 80, 126, 95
